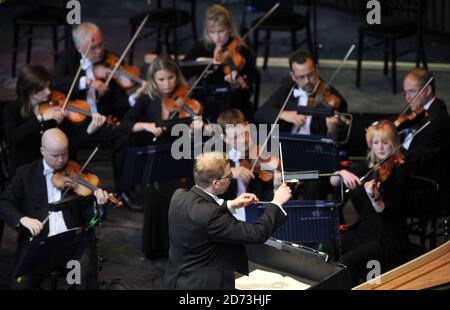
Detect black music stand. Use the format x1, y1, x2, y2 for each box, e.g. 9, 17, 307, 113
14, 225, 94, 279
275, 132, 339, 173
120, 143, 199, 191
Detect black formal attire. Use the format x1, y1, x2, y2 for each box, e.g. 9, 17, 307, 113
3, 101, 94, 178
121, 93, 189, 258
340, 162, 416, 286
52, 49, 131, 119
184, 39, 256, 121
0, 159, 99, 289
164, 186, 286, 290
254, 77, 348, 136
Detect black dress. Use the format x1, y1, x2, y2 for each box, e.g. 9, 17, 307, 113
121, 94, 191, 259
340, 162, 416, 285
184, 39, 256, 121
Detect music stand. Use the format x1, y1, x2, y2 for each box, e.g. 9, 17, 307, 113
14, 225, 94, 279
120, 143, 199, 191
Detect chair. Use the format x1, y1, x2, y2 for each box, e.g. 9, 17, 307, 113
11, 0, 70, 77
242, 0, 314, 70
407, 175, 439, 251
128, 0, 197, 65
356, 0, 427, 94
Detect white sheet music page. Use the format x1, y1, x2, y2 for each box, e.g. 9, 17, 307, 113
235, 269, 311, 290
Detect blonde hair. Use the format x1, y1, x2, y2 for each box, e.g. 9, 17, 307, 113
146, 54, 186, 100
193, 152, 229, 188
203, 4, 243, 49
366, 120, 404, 167
72, 22, 100, 49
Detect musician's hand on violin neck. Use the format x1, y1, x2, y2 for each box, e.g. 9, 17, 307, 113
364, 179, 380, 200
20, 216, 43, 236
42, 106, 64, 124
280, 111, 306, 127
93, 188, 110, 205
231, 166, 255, 184
131, 80, 148, 100
229, 193, 259, 209
87, 112, 106, 135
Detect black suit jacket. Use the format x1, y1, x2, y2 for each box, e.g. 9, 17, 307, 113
164, 186, 286, 290
254, 77, 348, 136
52, 49, 131, 119
404, 98, 450, 179
0, 160, 92, 261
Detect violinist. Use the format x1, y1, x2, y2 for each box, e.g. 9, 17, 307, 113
121, 54, 203, 146
329, 120, 416, 285
217, 109, 280, 221
400, 68, 450, 183
52, 22, 145, 119
254, 49, 348, 137
184, 4, 256, 121
3, 65, 107, 178
0, 128, 111, 289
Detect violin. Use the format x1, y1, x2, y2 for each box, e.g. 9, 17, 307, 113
163, 84, 203, 119
240, 144, 280, 182
39, 90, 120, 128
51, 160, 123, 207
394, 107, 427, 132
93, 53, 144, 90
214, 38, 249, 89
308, 81, 341, 110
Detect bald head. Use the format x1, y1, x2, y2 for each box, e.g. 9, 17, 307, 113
193, 152, 229, 189
41, 128, 69, 170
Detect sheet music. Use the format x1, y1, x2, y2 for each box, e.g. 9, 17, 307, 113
235, 269, 311, 290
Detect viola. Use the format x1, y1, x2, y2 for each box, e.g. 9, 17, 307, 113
307, 81, 341, 110
51, 160, 123, 207
394, 107, 427, 132
93, 53, 144, 90
163, 84, 203, 119
39, 90, 120, 128
214, 38, 249, 89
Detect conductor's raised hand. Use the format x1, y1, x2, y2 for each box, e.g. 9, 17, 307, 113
229, 193, 259, 209
272, 183, 292, 206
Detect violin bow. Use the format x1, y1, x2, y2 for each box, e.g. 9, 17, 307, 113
250, 86, 295, 172
186, 3, 280, 96
61, 40, 93, 111
398, 75, 434, 117
104, 14, 149, 87
345, 120, 431, 193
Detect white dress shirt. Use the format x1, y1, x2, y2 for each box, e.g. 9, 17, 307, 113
43, 160, 68, 237
228, 148, 247, 222
292, 87, 312, 135
402, 97, 434, 150
79, 57, 98, 113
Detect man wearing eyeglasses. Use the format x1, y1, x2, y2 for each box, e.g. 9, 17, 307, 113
254, 48, 348, 138
52, 22, 146, 119
400, 68, 450, 191
164, 151, 291, 290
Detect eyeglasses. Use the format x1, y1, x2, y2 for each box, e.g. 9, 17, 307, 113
218, 172, 233, 181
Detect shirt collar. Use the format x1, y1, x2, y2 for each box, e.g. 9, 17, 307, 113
423, 96, 435, 111
43, 159, 54, 176
195, 185, 224, 206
